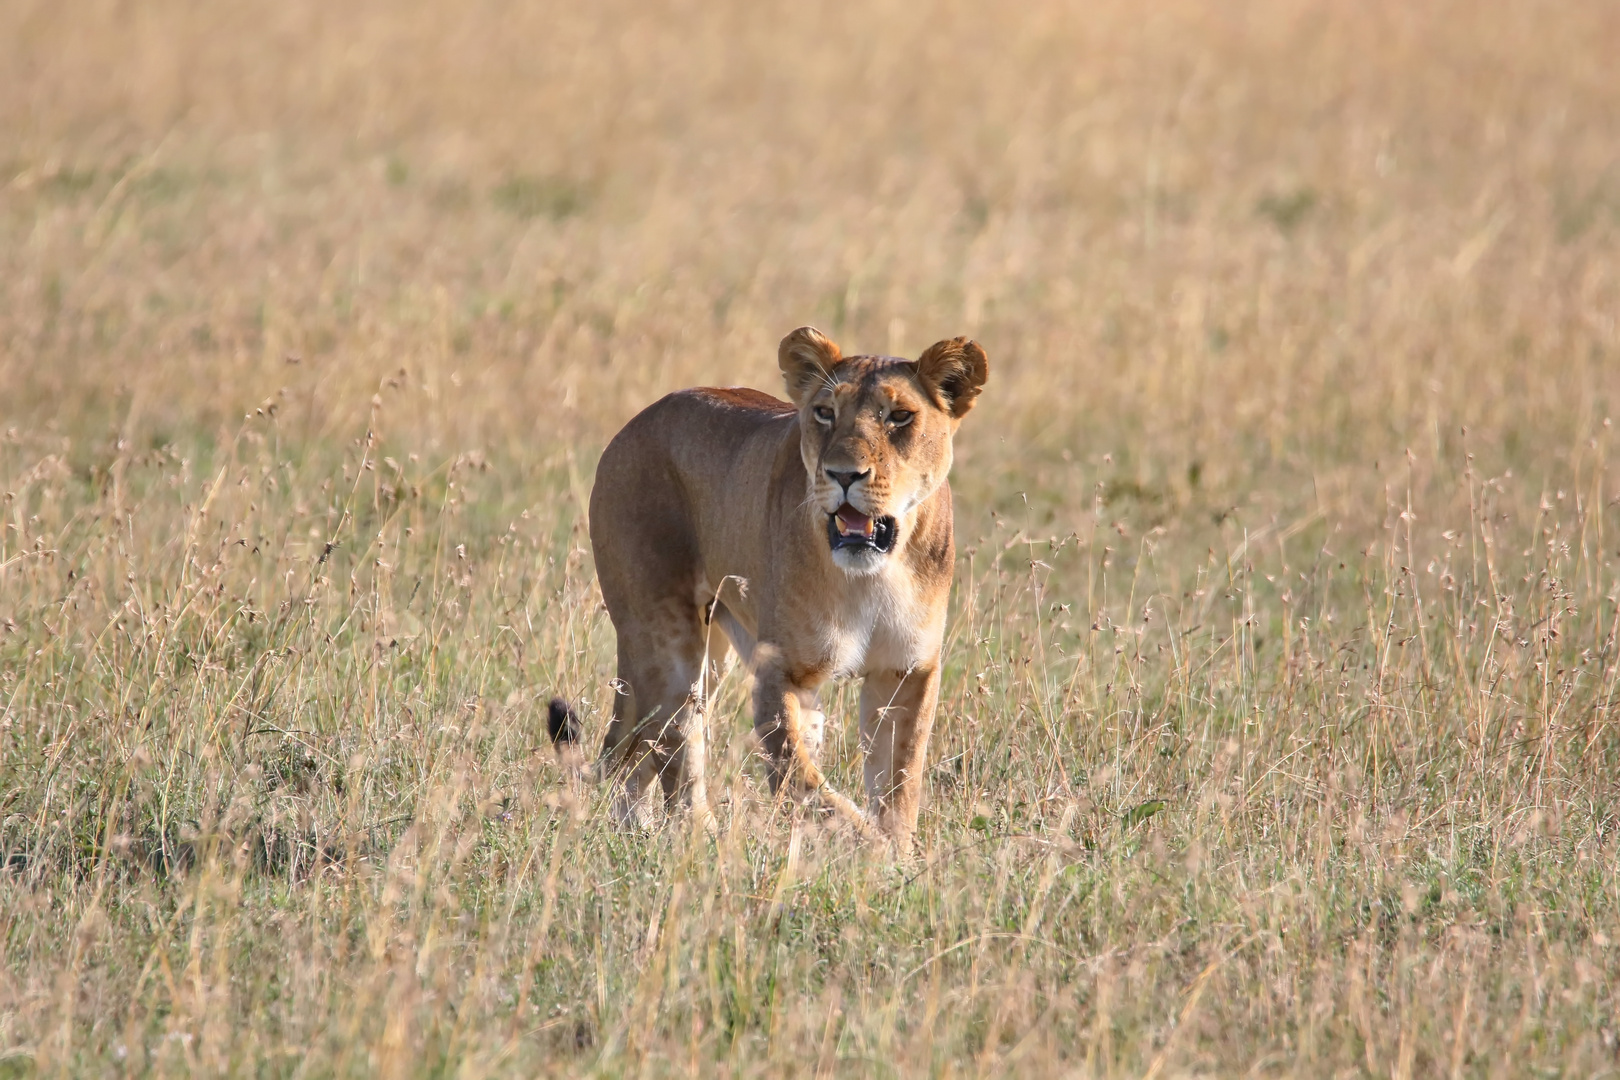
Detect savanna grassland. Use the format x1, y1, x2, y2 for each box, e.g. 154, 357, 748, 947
4, 0, 1620, 1075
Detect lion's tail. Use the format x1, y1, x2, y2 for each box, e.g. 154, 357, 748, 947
546, 697, 583, 747
547, 696, 604, 783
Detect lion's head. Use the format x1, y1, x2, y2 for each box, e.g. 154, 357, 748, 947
777, 326, 989, 573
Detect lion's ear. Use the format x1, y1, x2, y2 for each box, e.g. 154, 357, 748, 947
914, 337, 989, 418
778, 326, 843, 406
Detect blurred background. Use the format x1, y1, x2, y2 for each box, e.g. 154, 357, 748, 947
4, 0, 1617, 516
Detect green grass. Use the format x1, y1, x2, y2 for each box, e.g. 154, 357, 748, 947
2, 404, 1616, 1075
3, 0, 1620, 1074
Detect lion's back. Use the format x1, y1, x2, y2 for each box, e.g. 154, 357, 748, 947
684, 385, 796, 418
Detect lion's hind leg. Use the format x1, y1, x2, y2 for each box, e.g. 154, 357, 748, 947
600, 603, 724, 828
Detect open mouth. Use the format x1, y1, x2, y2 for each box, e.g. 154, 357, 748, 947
827, 504, 897, 554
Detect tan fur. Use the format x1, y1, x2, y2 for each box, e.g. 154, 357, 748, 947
581, 326, 987, 851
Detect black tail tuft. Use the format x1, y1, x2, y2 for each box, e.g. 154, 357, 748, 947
547, 697, 582, 746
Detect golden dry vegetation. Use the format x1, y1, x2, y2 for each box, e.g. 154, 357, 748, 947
3, 0, 1620, 1075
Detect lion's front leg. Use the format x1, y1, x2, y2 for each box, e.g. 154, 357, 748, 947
751, 660, 827, 802
858, 665, 940, 852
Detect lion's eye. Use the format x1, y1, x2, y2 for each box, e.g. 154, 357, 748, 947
888, 410, 914, 426
813, 406, 835, 424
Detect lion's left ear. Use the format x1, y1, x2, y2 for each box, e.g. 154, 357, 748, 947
914, 337, 989, 418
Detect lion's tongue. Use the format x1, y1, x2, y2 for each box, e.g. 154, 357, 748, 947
835, 505, 875, 538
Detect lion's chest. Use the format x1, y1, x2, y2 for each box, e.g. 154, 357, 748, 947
813, 570, 940, 679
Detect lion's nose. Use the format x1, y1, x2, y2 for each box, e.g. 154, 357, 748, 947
826, 469, 869, 495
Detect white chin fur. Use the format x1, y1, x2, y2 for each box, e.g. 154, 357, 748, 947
831, 547, 888, 574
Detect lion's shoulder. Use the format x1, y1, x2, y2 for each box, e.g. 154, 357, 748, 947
598, 386, 796, 493
608, 386, 795, 453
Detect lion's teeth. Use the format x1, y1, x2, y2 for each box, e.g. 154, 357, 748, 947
835, 504, 876, 539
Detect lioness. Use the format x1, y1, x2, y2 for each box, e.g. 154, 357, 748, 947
552, 326, 987, 851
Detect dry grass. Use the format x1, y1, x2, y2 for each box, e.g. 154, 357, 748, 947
4, 0, 1620, 1075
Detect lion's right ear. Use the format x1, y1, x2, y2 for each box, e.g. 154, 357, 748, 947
778, 326, 843, 407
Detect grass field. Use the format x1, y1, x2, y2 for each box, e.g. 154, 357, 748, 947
4, 0, 1620, 1074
